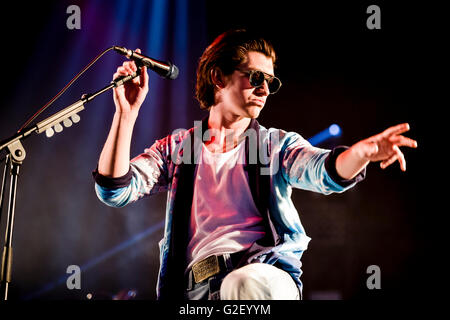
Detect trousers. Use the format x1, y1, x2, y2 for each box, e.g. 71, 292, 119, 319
185, 260, 300, 300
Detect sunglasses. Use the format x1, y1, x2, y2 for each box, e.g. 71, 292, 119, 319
235, 68, 282, 94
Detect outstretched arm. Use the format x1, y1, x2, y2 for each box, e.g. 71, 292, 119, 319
335, 123, 418, 180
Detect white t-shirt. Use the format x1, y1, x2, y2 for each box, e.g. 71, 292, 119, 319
186, 140, 266, 271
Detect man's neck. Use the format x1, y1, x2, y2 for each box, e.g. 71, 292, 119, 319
205, 107, 252, 153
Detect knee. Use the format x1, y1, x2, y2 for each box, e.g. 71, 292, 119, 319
220, 266, 265, 300
220, 263, 300, 300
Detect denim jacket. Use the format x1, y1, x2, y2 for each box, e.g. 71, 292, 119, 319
93, 117, 365, 299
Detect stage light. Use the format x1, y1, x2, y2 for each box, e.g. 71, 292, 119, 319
308, 124, 342, 146
329, 124, 341, 136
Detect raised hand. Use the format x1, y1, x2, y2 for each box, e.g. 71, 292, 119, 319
112, 48, 149, 115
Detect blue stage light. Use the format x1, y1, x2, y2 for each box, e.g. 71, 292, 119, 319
308, 124, 342, 146
329, 124, 341, 136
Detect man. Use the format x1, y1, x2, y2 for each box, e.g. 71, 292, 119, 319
93, 29, 417, 300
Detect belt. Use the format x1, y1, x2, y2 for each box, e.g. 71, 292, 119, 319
188, 251, 246, 285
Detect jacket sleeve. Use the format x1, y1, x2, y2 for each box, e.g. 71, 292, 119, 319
93, 137, 170, 207
280, 132, 365, 194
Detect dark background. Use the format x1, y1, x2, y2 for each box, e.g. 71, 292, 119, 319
0, 0, 440, 303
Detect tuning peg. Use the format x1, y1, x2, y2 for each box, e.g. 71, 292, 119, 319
54, 123, 63, 133
63, 118, 73, 127
71, 114, 80, 123
46, 127, 55, 138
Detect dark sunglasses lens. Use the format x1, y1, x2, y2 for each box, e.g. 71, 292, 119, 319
249, 71, 265, 87
268, 78, 281, 93
249, 71, 281, 94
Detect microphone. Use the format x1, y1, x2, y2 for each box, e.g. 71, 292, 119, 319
113, 46, 179, 80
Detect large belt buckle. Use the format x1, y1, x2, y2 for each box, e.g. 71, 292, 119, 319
192, 255, 220, 283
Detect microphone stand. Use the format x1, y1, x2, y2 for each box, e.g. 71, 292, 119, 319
0, 68, 141, 300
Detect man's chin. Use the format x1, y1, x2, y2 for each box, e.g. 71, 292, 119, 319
246, 106, 263, 119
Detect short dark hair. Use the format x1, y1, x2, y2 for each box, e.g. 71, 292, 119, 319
195, 29, 277, 110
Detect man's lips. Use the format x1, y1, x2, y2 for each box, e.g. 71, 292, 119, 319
250, 99, 265, 106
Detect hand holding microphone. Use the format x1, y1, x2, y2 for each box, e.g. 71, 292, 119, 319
111, 47, 179, 115
112, 48, 149, 115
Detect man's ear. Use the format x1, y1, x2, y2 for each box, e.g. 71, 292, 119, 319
211, 68, 225, 89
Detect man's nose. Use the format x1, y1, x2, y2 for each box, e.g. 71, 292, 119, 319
255, 80, 270, 96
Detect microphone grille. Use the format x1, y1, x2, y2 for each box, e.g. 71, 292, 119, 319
168, 65, 179, 80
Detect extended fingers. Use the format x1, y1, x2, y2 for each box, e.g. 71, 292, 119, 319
394, 145, 406, 171
380, 145, 406, 171
389, 135, 418, 148
383, 123, 410, 137
380, 154, 396, 170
